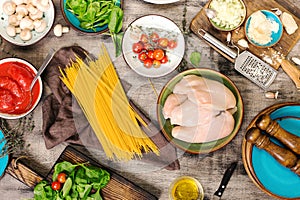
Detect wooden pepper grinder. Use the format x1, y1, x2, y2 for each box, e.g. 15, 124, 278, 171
246, 127, 300, 176
255, 114, 300, 155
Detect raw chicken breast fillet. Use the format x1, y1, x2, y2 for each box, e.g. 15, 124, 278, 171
173, 75, 236, 110
172, 110, 235, 143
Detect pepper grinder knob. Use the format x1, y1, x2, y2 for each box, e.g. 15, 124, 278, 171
256, 114, 300, 155
246, 127, 298, 169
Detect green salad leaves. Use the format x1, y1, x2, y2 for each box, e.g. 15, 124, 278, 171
66, 0, 124, 56
34, 161, 110, 200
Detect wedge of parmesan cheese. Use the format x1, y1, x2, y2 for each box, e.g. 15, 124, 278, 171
280, 12, 298, 35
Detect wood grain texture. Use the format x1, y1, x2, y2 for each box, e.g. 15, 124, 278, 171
7, 146, 158, 200
1, 0, 300, 199
190, 0, 300, 70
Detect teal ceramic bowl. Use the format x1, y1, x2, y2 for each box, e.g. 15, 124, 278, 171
243, 103, 300, 199
245, 10, 283, 48
0, 129, 9, 179
61, 0, 122, 34
157, 68, 244, 154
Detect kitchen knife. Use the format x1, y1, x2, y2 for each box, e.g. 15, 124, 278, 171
212, 161, 238, 200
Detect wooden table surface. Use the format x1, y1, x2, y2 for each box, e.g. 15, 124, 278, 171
1, 0, 300, 199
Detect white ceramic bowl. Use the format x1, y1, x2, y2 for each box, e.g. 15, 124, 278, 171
0, 58, 43, 119
0, 0, 55, 46
122, 15, 185, 78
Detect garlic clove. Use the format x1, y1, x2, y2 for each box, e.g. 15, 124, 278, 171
291, 57, 300, 66
237, 39, 249, 48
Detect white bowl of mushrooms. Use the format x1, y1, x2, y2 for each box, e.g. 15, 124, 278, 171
0, 0, 55, 46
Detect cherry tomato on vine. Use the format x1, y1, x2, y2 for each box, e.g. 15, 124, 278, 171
140, 34, 148, 43
153, 60, 161, 68
138, 52, 148, 61
132, 42, 143, 53
168, 40, 177, 49
147, 50, 154, 59
153, 49, 165, 61
150, 32, 159, 42
143, 58, 153, 68
158, 38, 169, 48
161, 55, 168, 64
57, 173, 67, 184
51, 181, 61, 191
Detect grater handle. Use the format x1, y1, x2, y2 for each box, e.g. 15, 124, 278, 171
280, 59, 300, 90
198, 29, 237, 60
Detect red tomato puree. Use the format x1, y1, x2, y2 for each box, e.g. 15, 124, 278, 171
0, 61, 40, 114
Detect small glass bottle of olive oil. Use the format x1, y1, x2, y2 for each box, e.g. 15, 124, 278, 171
169, 176, 204, 200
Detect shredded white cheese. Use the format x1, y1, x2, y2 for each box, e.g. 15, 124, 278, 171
209, 0, 246, 30
247, 11, 279, 45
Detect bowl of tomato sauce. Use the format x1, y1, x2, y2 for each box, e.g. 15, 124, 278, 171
0, 58, 42, 119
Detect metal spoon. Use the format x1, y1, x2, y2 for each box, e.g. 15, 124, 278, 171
204, 8, 217, 19
29, 48, 55, 91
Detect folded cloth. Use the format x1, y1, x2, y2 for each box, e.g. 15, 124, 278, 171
41, 46, 180, 170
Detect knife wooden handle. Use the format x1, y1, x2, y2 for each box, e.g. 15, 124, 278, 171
256, 114, 300, 155
6, 158, 44, 189
280, 59, 300, 90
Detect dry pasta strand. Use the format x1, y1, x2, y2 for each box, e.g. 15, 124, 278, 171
60, 44, 159, 161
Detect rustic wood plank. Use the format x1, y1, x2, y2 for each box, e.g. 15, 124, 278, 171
6, 146, 157, 200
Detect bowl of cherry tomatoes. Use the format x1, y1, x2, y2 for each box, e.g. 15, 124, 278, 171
122, 15, 185, 78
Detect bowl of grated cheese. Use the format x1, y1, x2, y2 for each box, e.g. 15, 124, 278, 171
245, 10, 283, 48
208, 0, 247, 31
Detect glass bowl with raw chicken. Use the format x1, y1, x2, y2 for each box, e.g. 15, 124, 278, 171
157, 68, 243, 154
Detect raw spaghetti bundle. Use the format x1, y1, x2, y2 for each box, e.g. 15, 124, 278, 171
60, 44, 159, 161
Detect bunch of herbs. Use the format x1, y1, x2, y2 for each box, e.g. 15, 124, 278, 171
66, 0, 124, 56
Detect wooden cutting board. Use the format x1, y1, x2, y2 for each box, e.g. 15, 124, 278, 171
190, 0, 300, 70
6, 145, 158, 200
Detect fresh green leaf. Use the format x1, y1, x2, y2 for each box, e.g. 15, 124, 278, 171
190, 51, 202, 67
66, 0, 87, 17
62, 177, 73, 197
108, 6, 123, 34
53, 161, 77, 182
34, 180, 56, 200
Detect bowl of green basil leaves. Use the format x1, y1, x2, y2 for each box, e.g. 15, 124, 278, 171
61, 0, 122, 34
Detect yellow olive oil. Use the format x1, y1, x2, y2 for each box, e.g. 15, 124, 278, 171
170, 176, 203, 200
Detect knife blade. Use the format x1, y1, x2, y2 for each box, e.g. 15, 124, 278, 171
212, 161, 238, 200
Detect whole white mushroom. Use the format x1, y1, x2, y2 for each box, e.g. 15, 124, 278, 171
16, 4, 29, 16
36, 0, 49, 12
6, 25, 17, 37
53, 24, 69, 37
33, 19, 47, 32
8, 14, 20, 26
26, 3, 38, 15
12, 0, 24, 5
19, 28, 32, 41
20, 16, 34, 30
29, 10, 43, 20
2, 1, 17, 15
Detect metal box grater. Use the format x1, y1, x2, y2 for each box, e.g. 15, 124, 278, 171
198, 29, 278, 89
235, 51, 278, 89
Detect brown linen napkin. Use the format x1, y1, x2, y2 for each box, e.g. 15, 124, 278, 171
41, 45, 180, 170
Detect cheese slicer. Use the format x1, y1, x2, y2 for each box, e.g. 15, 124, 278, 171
198, 29, 278, 89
